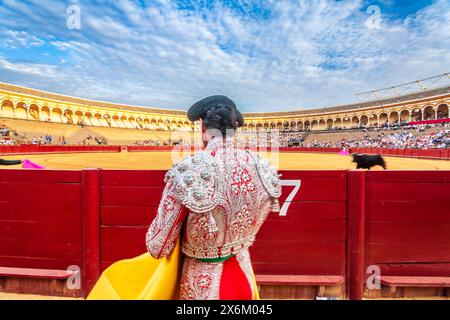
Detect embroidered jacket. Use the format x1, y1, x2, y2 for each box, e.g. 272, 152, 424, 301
145, 137, 281, 299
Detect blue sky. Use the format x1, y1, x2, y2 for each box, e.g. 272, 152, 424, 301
0, 0, 448, 112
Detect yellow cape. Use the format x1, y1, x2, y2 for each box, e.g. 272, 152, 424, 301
87, 238, 259, 300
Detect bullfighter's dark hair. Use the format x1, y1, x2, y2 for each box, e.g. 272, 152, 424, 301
202, 105, 239, 137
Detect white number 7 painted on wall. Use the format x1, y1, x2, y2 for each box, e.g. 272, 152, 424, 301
279, 180, 301, 216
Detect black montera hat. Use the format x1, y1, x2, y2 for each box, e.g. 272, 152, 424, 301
187, 95, 244, 127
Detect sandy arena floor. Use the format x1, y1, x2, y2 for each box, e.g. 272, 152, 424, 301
1, 151, 450, 170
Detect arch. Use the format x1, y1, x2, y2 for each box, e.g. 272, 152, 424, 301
128, 117, 137, 128
74, 111, 84, 125
136, 117, 144, 129
143, 118, 150, 129
169, 119, 177, 131
290, 121, 297, 131
311, 120, 318, 131
51, 108, 63, 123
411, 108, 422, 122
437, 104, 449, 119
351, 116, 360, 128
342, 117, 350, 129
276, 122, 283, 130
163, 119, 171, 130
423, 105, 435, 120
334, 118, 342, 128
379, 113, 388, 126
103, 114, 112, 127
111, 115, 121, 128
41, 106, 51, 122
84, 112, 93, 126
296, 121, 303, 131
64, 109, 73, 124
15, 102, 28, 120
360, 115, 368, 127
149, 119, 157, 130
326, 119, 333, 129
89, 113, 101, 126
120, 116, 129, 128
0, 100, 15, 118
318, 119, 326, 130
368, 114, 378, 126
156, 119, 164, 130
29, 104, 40, 120
389, 111, 399, 124
304, 120, 311, 131
400, 110, 410, 124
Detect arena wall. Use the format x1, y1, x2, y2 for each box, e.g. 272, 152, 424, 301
1, 145, 449, 160
1, 169, 450, 299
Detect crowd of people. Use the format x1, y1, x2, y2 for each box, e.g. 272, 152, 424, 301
0, 126, 14, 145
1, 126, 10, 137
0, 128, 108, 146
1, 120, 450, 150
297, 123, 450, 149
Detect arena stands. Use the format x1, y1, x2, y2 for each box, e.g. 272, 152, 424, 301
0, 118, 194, 146
296, 123, 450, 149
1, 78, 449, 149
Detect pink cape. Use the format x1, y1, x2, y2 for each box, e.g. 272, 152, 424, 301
22, 159, 45, 169
339, 150, 350, 156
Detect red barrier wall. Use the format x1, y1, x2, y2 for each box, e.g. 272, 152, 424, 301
98, 170, 348, 277
1, 169, 450, 299
251, 171, 347, 276
346, 170, 450, 299
0, 145, 448, 161
364, 171, 450, 276
99, 170, 166, 271
0, 170, 83, 270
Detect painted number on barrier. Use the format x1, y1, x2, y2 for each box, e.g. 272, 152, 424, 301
279, 180, 301, 216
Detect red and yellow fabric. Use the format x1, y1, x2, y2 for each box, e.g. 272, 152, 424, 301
87, 238, 259, 300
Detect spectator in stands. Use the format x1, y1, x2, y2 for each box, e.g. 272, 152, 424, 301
0, 127, 10, 136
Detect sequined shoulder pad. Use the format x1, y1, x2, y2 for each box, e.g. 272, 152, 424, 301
247, 151, 281, 199
165, 152, 223, 213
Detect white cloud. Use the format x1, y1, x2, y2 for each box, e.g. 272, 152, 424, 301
0, 30, 45, 49
0, 56, 58, 77
0, 0, 449, 111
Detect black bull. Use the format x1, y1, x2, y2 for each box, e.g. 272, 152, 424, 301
352, 154, 386, 170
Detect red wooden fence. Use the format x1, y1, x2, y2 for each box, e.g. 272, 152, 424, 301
1, 145, 449, 160
0, 170, 83, 271
364, 171, 450, 277
1, 169, 450, 299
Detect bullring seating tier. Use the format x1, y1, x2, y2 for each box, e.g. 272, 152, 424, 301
304, 127, 443, 144
0, 118, 193, 145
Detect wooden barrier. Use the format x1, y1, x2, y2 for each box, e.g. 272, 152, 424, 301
0, 144, 448, 160
1, 169, 450, 299
0, 170, 83, 296
362, 171, 450, 299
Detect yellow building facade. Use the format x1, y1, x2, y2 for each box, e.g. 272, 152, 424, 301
1, 82, 449, 132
